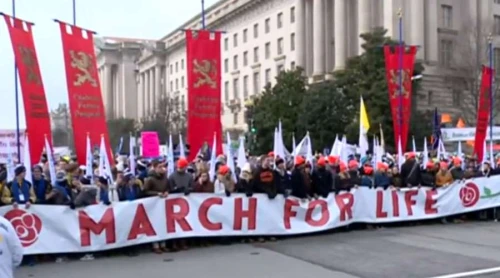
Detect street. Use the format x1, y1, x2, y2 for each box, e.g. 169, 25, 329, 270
16, 222, 500, 278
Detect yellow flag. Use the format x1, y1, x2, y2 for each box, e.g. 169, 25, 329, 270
360, 97, 370, 132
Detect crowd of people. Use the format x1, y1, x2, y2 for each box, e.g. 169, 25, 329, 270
0, 150, 498, 262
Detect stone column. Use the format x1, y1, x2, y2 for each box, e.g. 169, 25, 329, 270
334, 0, 347, 70
295, 0, 306, 69
155, 66, 162, 112
409, 0, 425, 60
104, 65, 113, 119
305, 0, 313, 76
325, 0, 334, 73
425, 0, 438, 63
149, 69, 154, 115
357, 0, 371, 54
312, 0, 325, 76
383, 0, 395, 38
145, 71, 150, 118
138, 73, 143, 119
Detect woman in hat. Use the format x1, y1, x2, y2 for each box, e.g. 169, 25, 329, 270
3, 165, 36, 207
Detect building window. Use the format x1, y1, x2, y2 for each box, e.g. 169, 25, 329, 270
265, 42, 271, 59
233, 55, 238, 70
233, 33, 238, 47
441, 5, 453, 29
170, 81, 173, 92
233, 78, 239, 99
233, 113, 239, 125
181, 95, 185, 112
277, 12, 283, 29
290, 7, 295, 23
175, 62, 178, 72
496, 0, 500, 4
181, 76, 185, 88
224, 38, 229, 50
439, 39, 453, 67
224, 81, 229, 101
277, 38, 284, 55
243, 51, 248, 66
265, 68, 271, 85
253, 23, 259, 38
175, 79, 179, 90
170, 64, 173, 74
254, 47, 259, 63
290, 33, 296, 51
291, 61, 296, 69
495, 48, 500, 73
243, 75, 249, 99
181, 59, 184, 70
253, 71, 260, 94
452, 89, 462, 106
265, 18, 270, 33
495, 16, 500, 36
243, 28, 248, 43
427, 91, 433, 106
224, 58, 229, 73
277, 64, 284, 73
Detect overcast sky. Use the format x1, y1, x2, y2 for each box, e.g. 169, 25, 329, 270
0, 0, 218, 129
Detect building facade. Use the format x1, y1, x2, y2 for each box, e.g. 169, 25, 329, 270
96, 0, 500, 130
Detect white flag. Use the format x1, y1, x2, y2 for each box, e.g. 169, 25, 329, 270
179, 134, 186, 159
85, 134, 93, 178
44, 135, 56, 183
23, 134, 33, 184
167, 134, 175, 176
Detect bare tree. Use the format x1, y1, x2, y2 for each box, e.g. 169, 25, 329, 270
140, 94, 187, 140
447, 19, 500, 125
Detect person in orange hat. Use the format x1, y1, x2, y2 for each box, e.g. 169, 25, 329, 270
450, 157, 464, 180
291, 156, 310, 200
360, 165, 374, 188
401, 151, 421, 188
215, 165, 235, 196
312, 157, 333, 198
420, 161, 437, 189
334, 161, 351, 194
374, 163, 391, 189
435, 161, 453, 187
253, 154, 278, 200
347, 159, 361, 187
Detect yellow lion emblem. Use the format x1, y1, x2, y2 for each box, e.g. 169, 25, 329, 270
70, 50, 97, 87
193, 59, 218, 89
389, 69, 411, 98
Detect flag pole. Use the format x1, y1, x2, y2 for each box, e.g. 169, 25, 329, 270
488, 34, 493, 151
397, 8, 403, 151
201, 0, 206, 29
72, 0, 76, 25
12, 0, 21, 162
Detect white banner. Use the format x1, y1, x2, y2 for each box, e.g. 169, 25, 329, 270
441, 127, 500, 142
3, 175, 500, 255
0, 129, 25, 163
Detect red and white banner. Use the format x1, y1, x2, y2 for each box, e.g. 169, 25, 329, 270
3, 175, 500, 255
57, 21, 112, 166
186, 30, 223, 160
383, 45, 417, 151
3, 14, 52, 163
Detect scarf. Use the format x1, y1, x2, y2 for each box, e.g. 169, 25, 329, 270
124, 185, 138, 201
33, 178, 47, 203
11, 179, 30, 204
99, 187, 110, 204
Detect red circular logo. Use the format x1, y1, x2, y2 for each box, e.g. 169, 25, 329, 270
4, 209, 42, 247
459, 182, 480, 208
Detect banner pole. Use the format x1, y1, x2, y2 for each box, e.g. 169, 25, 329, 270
397, 9, 403, 150
201, 0, 206, 29
72, 0, 76, 25
12, 0, 21, 162
488, 35, 493, 151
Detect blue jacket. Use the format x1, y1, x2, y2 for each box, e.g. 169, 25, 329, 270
374, 172, 391, 189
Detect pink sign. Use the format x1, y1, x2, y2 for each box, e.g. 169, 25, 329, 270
141, 132, 160, 158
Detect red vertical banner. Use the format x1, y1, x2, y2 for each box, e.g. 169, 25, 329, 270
383, 45, 417, 151
3, 14, 52, 164
57, 21, 112, 165
186, 30, 223, 160
474, 66, 494, 162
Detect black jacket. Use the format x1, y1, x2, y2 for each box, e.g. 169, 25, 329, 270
401, 159, 421, 186
312, 168, 333, 198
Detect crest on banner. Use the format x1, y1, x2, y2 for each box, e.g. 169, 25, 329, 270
193, 59, 218, 89
19, 46, 41, 85
70, 50, 97, 87
389, 69, 411, 98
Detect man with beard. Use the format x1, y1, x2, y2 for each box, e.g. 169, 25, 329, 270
253, 155, 278, 199
312, 157, 333, 198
